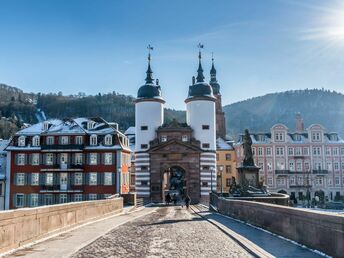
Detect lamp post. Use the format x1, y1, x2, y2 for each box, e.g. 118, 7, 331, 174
210, 167, 214, 192
219, 165, 224, 196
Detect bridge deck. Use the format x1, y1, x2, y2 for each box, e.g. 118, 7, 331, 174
5, 205, 325, 258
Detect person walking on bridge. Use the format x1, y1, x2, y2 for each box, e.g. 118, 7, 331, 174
184, 195, 191, 209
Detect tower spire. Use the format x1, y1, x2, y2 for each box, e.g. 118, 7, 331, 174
196, 43, 205, 83
210, 52, 217, 82
145, 44, 154, 84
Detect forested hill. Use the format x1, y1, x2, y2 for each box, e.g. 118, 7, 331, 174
224, 89, 344, 138
1, 84, 344, 140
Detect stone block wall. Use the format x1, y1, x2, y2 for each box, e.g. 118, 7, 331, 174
217, 198, 344, 258
0, 198, 123, 254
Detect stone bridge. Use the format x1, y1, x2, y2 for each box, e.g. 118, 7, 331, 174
1, 196, 341, 258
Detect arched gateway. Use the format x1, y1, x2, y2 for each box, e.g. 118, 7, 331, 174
162, 166, 187, 201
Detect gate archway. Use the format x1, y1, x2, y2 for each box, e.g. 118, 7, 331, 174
162, 166, 186, 201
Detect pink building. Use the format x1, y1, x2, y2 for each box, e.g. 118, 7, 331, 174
235, 120, 344, 202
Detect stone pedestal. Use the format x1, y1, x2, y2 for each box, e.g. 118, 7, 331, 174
237, 165, 260, 188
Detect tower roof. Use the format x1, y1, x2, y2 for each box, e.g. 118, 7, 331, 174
186, 45, 215, 102
136, 46, 164, 102
209, 55, 220, 95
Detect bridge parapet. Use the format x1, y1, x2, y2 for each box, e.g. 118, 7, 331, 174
0, 197, 123, 254
213, 196, 344, 258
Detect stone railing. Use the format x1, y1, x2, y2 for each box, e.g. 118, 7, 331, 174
0, 197, 123, 254
215, 197, 344, 258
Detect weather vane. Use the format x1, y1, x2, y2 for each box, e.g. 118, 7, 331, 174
212, 52, 214, 62
198, 43, 204, 60
147, 44, 153, 61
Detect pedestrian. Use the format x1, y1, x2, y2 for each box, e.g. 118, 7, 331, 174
172, 194, 177, 205
165, 193, 171, 205
184, 195, 191, 209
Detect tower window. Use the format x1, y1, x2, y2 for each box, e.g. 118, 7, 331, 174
182, 135, 188, 142
202, 143, 210, 148
141, 126, 148, 131
202, 125, 210, 130
161, 135, 167, 142
141, 144, 148, 149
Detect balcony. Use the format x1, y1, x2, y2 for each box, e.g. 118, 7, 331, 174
275, 170, 289, 175
41, 163, 84, 172
312, 170, 329, 174
41, 144, 84, 151
40, 184, 83, 192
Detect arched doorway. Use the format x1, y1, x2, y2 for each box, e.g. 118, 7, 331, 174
315, 190, 325, 204
162, 166, 186, 201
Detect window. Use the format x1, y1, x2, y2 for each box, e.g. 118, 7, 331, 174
312, 132, 321, 142
90, 135, 97, 146
30, 194, 39, 207
16, 194, 25, 207
290, 176, 296, 185
89, 194, 97, 200
266, 147, 272, 156
275, 132, 284, 142
31, 173, 39, 185
267, 177, 273, 186
276, 177, 285, 185
202, 125, 210, 130
44, 194, 53, 205
267, 162, 273, 171
75, 153, 83, 165
141, 126, 148, 130
75, 136, 83, 145
335, 177, 340, 185
226, 178, 231, 186
252, 147, 256, 156
104, 172, 112, 185
276, 161, 285, 170
312, 147, 321, 156
104, 153, 112, 165
303, 147, 309, 155
226, 165, 231, 173
182, 135, 188, 142
316, 177, 323, 185
225, 154, 231, 161
334, 162, 339, 171
87, 121, 95, 129
295, 147, 302, 156
341, 148, 344, 156
141, 180, 148, 186
89, 153, 97, 165
46, 136, 54, 145
276, 147, 284, 156
60, 153, 68, 164
45, 173, 53, 186
89, 172, 97, 185
17, 154, 26, 165
31, 153, 40, 165
333, 148, 339, 156
305, 162, 310, 171
289, 161, 295, 171
202, 143, 210, 148
258, 162, 264, 170
288, 147, 294, 156
314, 162, 322, 170
216, 154, 219, 161
294, 134, 302, 141
18, 136, 26, 147
32, 136, 40, 146
296, 161, 302, 172
60, 194, 68, 204
46, 153, 54, 165
60, 136, 69, 145
74, 173, 83, 185
74, 194, 83, 202
202, 182, 209, 187
326, 147, 331, 156
141, 144, 148, 149
257, 147, 263, 156
16, 173, 25, 185
297, 176, 303, 185
104, 134, 112, 145
161, 135, 167, 142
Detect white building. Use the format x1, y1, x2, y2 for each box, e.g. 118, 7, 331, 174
0, 139, 9, 210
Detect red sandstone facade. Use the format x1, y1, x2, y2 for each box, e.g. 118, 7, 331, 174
6, 118, 131, 209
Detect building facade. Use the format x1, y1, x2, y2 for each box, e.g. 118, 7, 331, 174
5, 117, 131, 209
216, 138, 237, 193
235, 119, 344, 202
0, 140, 9, 210
134, 50, 216, 203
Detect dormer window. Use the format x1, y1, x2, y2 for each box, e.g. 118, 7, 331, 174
18, 136, 26, 147
104, 134, 112, 145
311, 132, 321, 142
90, 135, 97, 146
75, 136, 83, 145
43, 121, 51, 131
274, 132, 284, 142
32, 136, 40, 146
46, 136, 54, 145
60, 136, 69, 145
87, 121, 95, 130
330, 134, 338, 141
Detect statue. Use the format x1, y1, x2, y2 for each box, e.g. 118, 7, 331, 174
242, 129, 254, 166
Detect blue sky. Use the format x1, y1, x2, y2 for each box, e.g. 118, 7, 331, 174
1, 0, 344, 109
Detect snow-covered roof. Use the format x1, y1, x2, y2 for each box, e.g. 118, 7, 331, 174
216, 137, 234, 150
124, 126, 135, 135
0, 140, 9, 153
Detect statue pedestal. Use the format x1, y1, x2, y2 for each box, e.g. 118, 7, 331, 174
237, 165, 260, 188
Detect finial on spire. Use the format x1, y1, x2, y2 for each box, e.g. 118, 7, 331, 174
196, 43, 205, 83
145, 44, 154, 84
210, 52, 217, 82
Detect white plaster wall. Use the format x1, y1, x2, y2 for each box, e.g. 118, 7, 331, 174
135, 101, 164, 152
186, 100, 216, 150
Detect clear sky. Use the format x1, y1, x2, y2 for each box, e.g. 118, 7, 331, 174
1, 0, 344, 109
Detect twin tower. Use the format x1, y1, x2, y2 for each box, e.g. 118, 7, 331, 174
135, 50, 225, 153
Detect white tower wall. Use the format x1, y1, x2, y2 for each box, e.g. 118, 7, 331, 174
186, 100, 216, 150
135, 101, 164, 152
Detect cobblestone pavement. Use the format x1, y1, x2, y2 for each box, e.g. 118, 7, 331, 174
71, 206, 253, 258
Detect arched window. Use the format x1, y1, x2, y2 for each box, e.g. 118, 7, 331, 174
32, 136, 40, 146
104, 134, 112, 145
18, 136, 26, 147
90, 135, 97, 146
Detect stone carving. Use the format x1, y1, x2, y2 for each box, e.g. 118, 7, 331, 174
242, 129, 254, 166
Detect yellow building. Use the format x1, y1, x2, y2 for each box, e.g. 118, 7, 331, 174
216, 138, 237, 193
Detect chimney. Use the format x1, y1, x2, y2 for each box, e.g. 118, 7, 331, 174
295, 112, 304, 132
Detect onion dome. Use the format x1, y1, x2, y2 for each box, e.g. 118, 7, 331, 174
136, 50, 164, 102
186, 49, 215, 102
209, 56, 220, 95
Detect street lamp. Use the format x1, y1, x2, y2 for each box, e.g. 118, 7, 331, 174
219, 165, 224, 196
210, 167, 214, 192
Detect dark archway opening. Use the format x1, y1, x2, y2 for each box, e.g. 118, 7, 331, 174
163, 166, 186, 201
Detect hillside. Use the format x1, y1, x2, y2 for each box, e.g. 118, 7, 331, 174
224, 89, 344, 138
